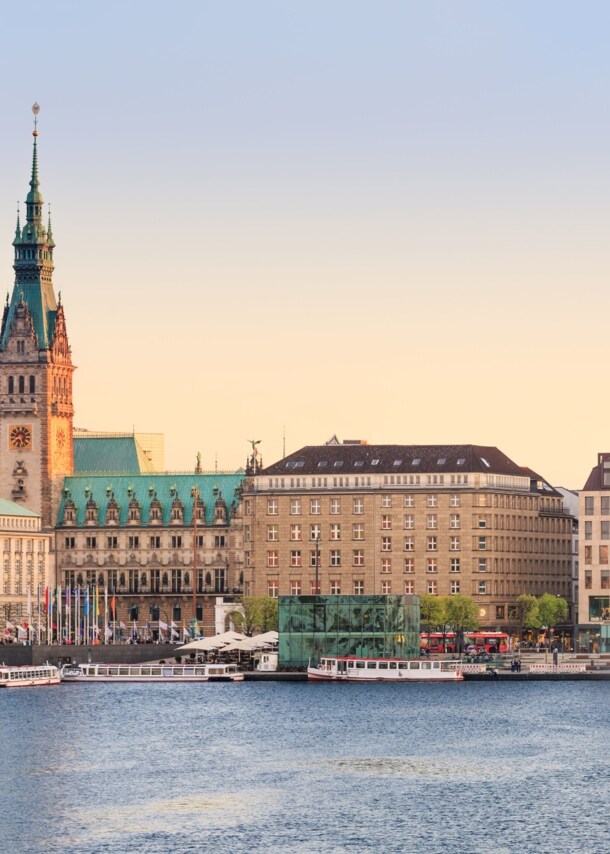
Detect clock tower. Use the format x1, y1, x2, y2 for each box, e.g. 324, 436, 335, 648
0, 105, 74, 528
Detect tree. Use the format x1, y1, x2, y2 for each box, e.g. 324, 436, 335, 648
419, 594, 446, 650
537, 593, 568, 643
444, 595, 479, 653
515, 594, 540, 641
227, 596, 278, 636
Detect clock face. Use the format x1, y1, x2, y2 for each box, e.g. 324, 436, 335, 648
9, 425, 32, 450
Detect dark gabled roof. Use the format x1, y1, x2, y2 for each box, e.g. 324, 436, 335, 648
262, 444, 529, 477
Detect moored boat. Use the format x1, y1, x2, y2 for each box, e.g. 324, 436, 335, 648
307, 656, 463, 682
60, 661, 244, 683
0, 663, 61, 688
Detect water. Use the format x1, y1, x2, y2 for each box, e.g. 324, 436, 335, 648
0, 680, 608, 854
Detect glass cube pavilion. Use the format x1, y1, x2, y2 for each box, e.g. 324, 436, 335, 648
278, 594, 420, 670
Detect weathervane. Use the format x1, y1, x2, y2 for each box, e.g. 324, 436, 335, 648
32, 102, 40, 135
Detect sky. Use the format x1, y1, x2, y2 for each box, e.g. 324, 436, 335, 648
0, 1, 609, 488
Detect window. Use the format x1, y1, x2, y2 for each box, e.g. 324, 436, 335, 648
427, 536, 437, 551
381, 558, 391, 574
267, 498, 278, 516
427, 495, 437, 507
330, 579, 341, 595
381, 580, 391, 594
600, 545, 608, 565
353, 498, 364, 514
310, 524, 321, 541
585, 570, 592, 589
290, 580, 302, 595
353, 549, 364, 567
478, 581, 488, 594
478, 517, 487, 528
381, 537, 392, 552
310, 498, 321, 515
496, 606, 505, 620
602, 570, 610, 590
310, 550, 318, 567
352, 523, 365, 540
602, 496, 610, 515
330, 523, 341, 541
310, 580, 321, 594
149, 535, 160, 549
427, 515, 437, 530
478, 558, 487, 572
268, 580, 279, 598
267, 525, 278, 542
330, 550, 341, 566
128, 535, 139, 549
427, 580, 438, 594
107, 536, 118, 549
404, 558, 414, 573
404, 580, 415, 594
64, 536, 75, 549
450, 580, 460, 594
404, 495, 415, 508
290, 550, 302, 567
584, 496, 594, 515
450, 558, 461, 573
584, 546, 592, 565
290, 499, 301, 515
450, 536, 460, 551
404, 537, 414, 551
450, 495, 460, 507
353, 579, 364, 595
381, 495, 392, 508
330, 498, 341, 515
85, 536, 97, 549
602, 521, 610, 540
426, 558, 437, 574
171, 535, 182, 549
404, 515, 414, 530
450, 514, 460, 529
478, 537, 487, 550
381, 515, 392, 530
290, 524, 302, 541
267, 551, 279, 568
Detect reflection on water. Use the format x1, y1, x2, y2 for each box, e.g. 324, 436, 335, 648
0, 681, 608, 854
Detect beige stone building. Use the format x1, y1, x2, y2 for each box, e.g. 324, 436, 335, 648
242, 440, 573, 631
0, 497, 52, 634
578, 452, 610, 651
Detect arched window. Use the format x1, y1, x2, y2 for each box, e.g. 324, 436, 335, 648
18, 376, 24, 394
162, 572, 169, 587
8, 376, 14, 394
29, 376, 35, 394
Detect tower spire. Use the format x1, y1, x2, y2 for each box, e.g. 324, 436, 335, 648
26, 103, 43, 226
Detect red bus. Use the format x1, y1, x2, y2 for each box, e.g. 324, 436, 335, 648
420, 631, 509, 654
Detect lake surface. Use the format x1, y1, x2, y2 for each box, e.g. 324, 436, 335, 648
0, 680, 608, 854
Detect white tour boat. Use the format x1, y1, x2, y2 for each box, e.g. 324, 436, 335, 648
0, 663, 61, 688
60, 661, 244, 683
307, 656, 463, 682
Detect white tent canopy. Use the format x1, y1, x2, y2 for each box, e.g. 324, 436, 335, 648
175, 630, 247, 653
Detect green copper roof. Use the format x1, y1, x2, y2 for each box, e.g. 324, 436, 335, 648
74, 436, 155, 475
1, 123, 57, 351
58, 473, 245, 527
0, 497, 39, 517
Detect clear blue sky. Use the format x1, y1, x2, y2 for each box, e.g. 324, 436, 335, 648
1, 1, 609, 487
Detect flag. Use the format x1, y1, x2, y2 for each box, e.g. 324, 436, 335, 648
45, 586, 50, 614
110, 595, 116, 616
17, 625, 27, 638
183, 627, 190, 639
83, 589, 89, 616
104, 626, 113, 639
170, 621, 177, 629
119, 621, 126, 630
5, 621, 15, 630
158, 619, 168, 631
171, 628, 179, 639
